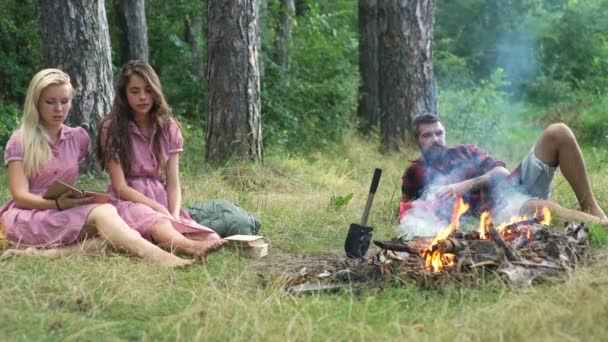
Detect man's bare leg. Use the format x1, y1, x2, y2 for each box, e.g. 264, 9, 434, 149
532, 123, 606, 218
521, 199, 608, 226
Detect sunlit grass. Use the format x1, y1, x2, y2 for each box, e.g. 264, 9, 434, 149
0, 128, 607, 340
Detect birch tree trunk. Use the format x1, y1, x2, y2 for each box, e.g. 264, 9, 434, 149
206, 0, 263, 163
378, 0, 437, 152
115, 0, 149, 63
358, 0, 379, 132
37, 0, 114, 165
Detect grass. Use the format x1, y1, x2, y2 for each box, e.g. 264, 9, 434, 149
1, 128, 607, 341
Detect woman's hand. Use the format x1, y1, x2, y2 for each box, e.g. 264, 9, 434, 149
152, 203, 172, 217
56, 190, 94, 210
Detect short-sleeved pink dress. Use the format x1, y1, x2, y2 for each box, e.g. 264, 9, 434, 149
0, 126, 101, 248
101, 119, 215, 239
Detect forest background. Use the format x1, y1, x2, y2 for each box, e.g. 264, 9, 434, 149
1, 0, 608, 340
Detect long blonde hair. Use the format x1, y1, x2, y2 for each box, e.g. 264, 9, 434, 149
20, 69, 74, 177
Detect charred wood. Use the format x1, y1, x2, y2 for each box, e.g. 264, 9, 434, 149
488, 223, 521, 262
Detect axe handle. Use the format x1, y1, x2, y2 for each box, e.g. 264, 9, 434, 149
360, 168, 382, 226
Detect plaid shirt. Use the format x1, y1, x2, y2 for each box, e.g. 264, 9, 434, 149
400, 144, 506, 220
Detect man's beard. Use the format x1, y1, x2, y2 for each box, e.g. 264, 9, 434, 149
422, 144, 446, 164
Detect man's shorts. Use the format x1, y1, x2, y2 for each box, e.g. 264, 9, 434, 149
518, 147, 558, 199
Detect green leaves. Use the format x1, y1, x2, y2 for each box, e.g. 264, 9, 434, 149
329, 193, 353, 210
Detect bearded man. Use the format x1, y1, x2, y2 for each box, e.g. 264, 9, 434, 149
399, 113, 607, 234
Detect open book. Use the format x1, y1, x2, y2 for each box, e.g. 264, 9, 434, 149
42, 179, 111, 204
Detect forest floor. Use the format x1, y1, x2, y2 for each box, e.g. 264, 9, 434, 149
1, 128, 607, 341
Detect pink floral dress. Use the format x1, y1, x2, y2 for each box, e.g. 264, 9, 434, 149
101, 119, 215, 239
0, 126, 101, 247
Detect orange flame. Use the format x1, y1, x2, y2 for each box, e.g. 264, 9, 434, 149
540, 207, 551, 225
421, 202, 552, 273
478, 211, 491, 239
426, 250, 455, 273
424, 197, 469, 272
430, 197, 470, 246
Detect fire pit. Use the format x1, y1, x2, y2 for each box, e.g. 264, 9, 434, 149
276, 196, 592, 293
373, 197, 591, 287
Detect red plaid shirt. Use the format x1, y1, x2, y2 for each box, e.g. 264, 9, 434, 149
400, 144, 506, 220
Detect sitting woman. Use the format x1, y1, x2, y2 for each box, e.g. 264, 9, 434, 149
97, 60, 226, 256
0, 69, 193, 267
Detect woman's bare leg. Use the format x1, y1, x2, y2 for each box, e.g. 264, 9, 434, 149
87, 204, 194, 267
149, 219, 227, 259
0, 237, 107, 260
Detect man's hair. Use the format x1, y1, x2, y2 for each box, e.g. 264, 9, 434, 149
413, 113, 442, 138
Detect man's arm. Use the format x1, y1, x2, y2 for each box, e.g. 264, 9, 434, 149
434, 166, 510, 201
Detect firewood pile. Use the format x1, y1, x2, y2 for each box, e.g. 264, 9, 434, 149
373, 220, 591, 287
279, 220, 591, 293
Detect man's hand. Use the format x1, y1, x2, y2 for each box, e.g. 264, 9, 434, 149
435, 181, 470, 201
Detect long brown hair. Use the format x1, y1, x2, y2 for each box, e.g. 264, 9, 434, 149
97, 60, 173, 177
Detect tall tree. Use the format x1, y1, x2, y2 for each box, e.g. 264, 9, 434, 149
378, 0, 437, 152
275, 0, 295, 70
357, 0, 379, 132
206, 0, 263, 163
115, 0, 149, 63
37, 0, 114, 163
184, 14, 204, 79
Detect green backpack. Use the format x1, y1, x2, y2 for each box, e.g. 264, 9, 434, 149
186, 200, 261, 237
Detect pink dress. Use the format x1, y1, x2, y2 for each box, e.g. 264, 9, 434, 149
0, 126, 101, 248
101, 119, 215, 239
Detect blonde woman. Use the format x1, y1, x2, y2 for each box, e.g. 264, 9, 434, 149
0, 69, 194, 267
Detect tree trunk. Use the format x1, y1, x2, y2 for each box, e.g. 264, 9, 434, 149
184, 14, 204, 79
378, 0, 437, 152
206, 0, 263, 164
275, 0, 295, 70
115, 0, 149, 63
257, 0, 267, 79
37, 0, 114, 167
295, 0, 309, 16
357, 0, 379, 132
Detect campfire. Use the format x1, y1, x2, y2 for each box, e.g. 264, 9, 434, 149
375, 196, 590, 286
279, 196, 591, 293
422, 197, 551, 273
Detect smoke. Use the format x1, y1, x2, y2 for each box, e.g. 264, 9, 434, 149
496, 29, 538, 92
398, 158, 535, 240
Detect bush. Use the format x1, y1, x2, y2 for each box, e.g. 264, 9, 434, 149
439, 69, 510, 146
261, 2, 358, 154
0, 102, 21, 150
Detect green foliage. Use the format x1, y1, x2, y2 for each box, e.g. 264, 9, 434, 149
529, 0, 608, 103
144, 0, 207, 119
0, 0, 40, 103
329, 193, 353, 210
262, 2, 358, 153
439, 69, 510, 147
532, 94, 608, 147
0, 102, 20, 149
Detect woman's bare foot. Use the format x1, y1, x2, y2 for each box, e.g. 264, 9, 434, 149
144, 249, 195, 267
177, 236, 228, 260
